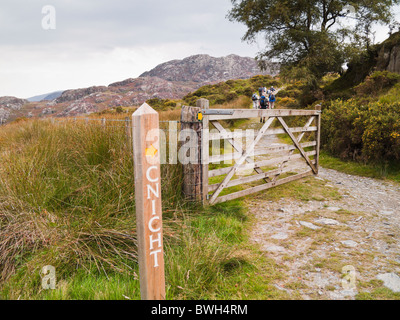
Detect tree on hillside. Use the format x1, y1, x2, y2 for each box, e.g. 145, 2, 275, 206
228, 0, 399, 84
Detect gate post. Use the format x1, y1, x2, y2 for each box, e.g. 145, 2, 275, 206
180, 99, 209, 204
315, 104, 322, 174
199, 99, 209, 205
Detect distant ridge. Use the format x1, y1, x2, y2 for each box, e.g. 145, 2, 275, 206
27, 91, 64, 102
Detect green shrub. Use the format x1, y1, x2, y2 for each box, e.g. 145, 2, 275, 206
115, 106, 124, 113
226, 91, 239, 102
361, 102, 400, 162
322, 99, 366, 159
354, 71, 400, 97
146, 98, 179, 110
322, 99, 400, 163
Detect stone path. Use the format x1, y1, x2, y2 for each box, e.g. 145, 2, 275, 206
247, 167, 400, 300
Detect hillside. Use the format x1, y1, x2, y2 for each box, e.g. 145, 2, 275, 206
140, 54, 278, 82
0, 54, 276, 124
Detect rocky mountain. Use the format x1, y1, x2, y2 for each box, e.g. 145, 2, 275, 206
140, 54, 278, 82
0, 54, 277, 124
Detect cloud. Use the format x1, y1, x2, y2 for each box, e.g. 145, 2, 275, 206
0, 0, 258, 97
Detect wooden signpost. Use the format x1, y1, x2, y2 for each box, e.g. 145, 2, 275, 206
132, 103, 166, 300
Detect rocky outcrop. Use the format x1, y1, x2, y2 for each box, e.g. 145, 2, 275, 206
0, 97, 29, 123
376, 32, 400, 74
0, 96, 29, 111
331, 32, 400, 90
140, 54, 278, 83
55, 86, 108, 103
58, 101, 99, 117
0, 108, 11, 123
108, 76, 196, 101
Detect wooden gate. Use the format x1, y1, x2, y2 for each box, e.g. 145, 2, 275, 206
181, 101, 321, 205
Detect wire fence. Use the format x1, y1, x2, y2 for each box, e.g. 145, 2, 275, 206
42, 117, 181, 130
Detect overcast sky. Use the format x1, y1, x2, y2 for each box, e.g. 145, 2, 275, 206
0, 0, 261, 98
1, 1, 399, 98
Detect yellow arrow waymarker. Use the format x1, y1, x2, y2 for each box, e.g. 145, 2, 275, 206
197, 112, 203, 121
145, 144, 158, 158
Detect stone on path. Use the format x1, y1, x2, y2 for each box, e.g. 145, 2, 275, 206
327, 207, 341, 212
299, 221, 322, 230
379, 210, 394, 216
271, 232, 289, 240
263, 245, 286, 253
315, 218, 340, 226
341, 240, 358, 248
377, 273, 400, 293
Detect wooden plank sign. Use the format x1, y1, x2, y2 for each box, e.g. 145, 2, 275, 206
132, 103, 166, 300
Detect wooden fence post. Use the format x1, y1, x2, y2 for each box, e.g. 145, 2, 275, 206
132, 103, 166, 300
180, 99, 209, 203
315, 104, 322, 173
125, 117, 132, 151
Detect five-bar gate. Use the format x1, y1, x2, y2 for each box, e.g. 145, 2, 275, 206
182, 101, 321, 205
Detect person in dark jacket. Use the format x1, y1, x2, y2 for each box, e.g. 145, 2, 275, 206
259, 94, 267, 123
269, 92, 276, 109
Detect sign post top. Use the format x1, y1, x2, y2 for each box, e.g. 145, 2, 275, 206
133, 103, 158, 117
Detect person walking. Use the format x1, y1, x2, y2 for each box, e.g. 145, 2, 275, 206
251, 92, 259, 109
269, 91, 276, 109
259, 94, 267, 123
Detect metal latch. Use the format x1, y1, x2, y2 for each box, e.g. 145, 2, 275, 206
201, 109, 235, 115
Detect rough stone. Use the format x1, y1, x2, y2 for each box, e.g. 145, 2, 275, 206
341, 240, 358, 248
264, 245, 286, 253
315, 218, 340, 226
299, 221, 322, 230
377, 273, 400, 293
271, 232, 289, 240
327, 207, 341, 212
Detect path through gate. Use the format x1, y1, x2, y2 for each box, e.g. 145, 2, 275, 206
181, 100, 321, 205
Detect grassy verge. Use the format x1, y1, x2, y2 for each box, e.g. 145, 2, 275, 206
320, 151, 400, 183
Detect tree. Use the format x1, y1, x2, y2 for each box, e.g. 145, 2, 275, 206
228, 0, 399, 82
